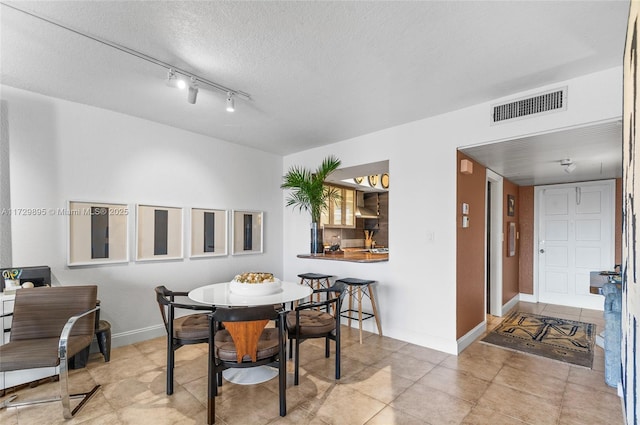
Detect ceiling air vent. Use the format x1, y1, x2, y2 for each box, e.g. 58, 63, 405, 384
491, 87, 567, 125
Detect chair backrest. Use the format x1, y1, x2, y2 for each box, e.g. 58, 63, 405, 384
10, 285, 97, 341
212, 305, 280, 363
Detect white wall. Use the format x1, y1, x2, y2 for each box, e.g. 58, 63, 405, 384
1, 85, 284, 346
282, 67, 623, 354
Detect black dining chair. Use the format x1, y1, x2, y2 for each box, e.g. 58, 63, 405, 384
207, 305, 287, 424
286, 281, 346, 385
154, 285, 215, 395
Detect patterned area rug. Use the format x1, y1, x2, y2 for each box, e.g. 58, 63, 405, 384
481, 311, 596, 368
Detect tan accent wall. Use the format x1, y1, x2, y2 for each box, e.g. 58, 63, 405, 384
502, 180, 519, 304
456, 152, 486, 339
518, 186, 534, 294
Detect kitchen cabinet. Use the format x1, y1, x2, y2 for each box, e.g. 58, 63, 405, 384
321, 185, 355, 228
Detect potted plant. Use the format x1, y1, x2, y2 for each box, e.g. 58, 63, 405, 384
281, 155, 341, 254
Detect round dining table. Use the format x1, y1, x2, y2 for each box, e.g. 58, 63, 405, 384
188, 280, 313, 385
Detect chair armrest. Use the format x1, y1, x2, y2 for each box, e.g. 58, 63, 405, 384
58, 306, 100, 360
170, 301, 216, 311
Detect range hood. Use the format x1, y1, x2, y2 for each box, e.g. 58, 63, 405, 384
355, 192, 378, 219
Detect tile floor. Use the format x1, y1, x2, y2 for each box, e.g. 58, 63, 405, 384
0, 302, 626, 425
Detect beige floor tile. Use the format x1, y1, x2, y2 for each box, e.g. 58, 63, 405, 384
342, 339, 394, 366
514, 302, 548, 314
439, 351, 504, 382
492, 364, 566, 403
341, 365, 415, 404
461, 405, 529, 425
364, 405, 431, 425
390, 382, 473, 425
87, 353, 161, 385
506, 351, 571, 380
543, 304, 582, 316
370, 351, 437, 382
299, 384, 386, 425
418, 365, 490, 403
567, 366, 618, 395
476, 382, 561, 425
580, 308, 605, 320
395, 343, 450, 365
559, 382, 625, 425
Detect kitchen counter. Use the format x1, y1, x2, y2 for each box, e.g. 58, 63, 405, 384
297, 251, 388, 263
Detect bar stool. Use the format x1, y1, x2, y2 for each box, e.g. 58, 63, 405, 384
298, 273, 332, 304
337, 278, 382, 344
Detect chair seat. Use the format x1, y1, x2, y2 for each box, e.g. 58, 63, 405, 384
0, 335, 93, 371
173, 313, 209, 340
286, 310, 336, 336
298, 273, 332, 280
214, 328, 280, 362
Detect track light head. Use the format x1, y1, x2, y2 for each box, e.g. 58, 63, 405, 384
187, 78, 198, 104
226, 92, 235, 112
560, 158, 576, 174
166, 68, 186, 89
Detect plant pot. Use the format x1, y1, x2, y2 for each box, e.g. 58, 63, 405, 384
310, 222, 324, 254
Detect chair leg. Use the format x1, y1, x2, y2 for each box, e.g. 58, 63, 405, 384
325, 336, 330, 358
208, 316, 215, 425
167, 342, 175, 395
294, 338, 301, 385
347, 286, 354, 328
367, 284, 383, 336
357, 286, 364, 344
335, 330, 341, 380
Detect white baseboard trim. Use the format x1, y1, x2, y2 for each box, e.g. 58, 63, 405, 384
90, 324, 165, 352
519, 293, 537, 303
501, 294, 520, 316
457, 320, 486, 354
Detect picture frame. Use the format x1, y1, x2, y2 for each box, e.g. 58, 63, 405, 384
507, 194, 515, 217
231, 210, 263, 255
190, 208, 228, 257
136, 204, 183, 261
508, 222, 516, 257
67, 201, 129, 266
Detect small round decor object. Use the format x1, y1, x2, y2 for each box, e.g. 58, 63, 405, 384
381, 173, 389, 189
368, 174, 379, 187
354, 176, 364, 184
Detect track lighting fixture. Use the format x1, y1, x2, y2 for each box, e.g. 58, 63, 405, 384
226, 92, 235, 112
1, 3, 251, 112
560, 158, 577, 174
166, 68, 186, 89
187, 77, 198, 104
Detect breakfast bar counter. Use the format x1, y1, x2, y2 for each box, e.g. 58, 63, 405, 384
297, 251, 388, 263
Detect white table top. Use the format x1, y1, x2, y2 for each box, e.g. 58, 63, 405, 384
188, 280, 313, 307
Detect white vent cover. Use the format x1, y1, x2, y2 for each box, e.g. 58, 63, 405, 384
491, 87, 567, 124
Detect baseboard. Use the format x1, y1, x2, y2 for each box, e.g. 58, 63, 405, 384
501, 294, 520, 316
457, 320, 486, 354
89, 324, 165, 352
519, 293, 537, 303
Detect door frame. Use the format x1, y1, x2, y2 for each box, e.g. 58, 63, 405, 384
533, 179, 615, 308
486, 169, 503, 317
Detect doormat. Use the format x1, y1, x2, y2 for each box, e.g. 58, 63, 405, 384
481, 311, 596, 368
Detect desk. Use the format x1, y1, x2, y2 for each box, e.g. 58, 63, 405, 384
188, 281, 312, 384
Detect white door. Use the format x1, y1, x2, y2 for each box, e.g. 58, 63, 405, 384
536, 180, 614, 310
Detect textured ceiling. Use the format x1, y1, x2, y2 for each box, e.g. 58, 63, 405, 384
0, 1, 629, 162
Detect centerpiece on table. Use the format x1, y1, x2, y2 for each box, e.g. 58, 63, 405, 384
230, 272, 282, 296
281, 155, 341, 254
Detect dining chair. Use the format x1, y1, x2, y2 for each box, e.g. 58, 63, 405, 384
0, 285, 100, 419
207, 305, 287, 424
286, 281, 346, 385
154, 285, 214, 395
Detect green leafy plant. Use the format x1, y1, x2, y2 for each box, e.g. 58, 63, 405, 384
281, 155, 342, 223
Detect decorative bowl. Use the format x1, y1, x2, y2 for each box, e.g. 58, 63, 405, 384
229, 278, 282, 296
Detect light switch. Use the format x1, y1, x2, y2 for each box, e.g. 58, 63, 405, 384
462, 216, 470, 228
462, 203, 469, 214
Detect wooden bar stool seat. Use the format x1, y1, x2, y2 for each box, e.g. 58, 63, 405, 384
336, 278, 382, 344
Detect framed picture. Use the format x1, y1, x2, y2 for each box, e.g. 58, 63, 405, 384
507, 194, 515, 217
68, 201, 129, 266
190, 208, 228, 257
508, 222, 516, 257
231, 210, 263, 255
136, 204, 183, 261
